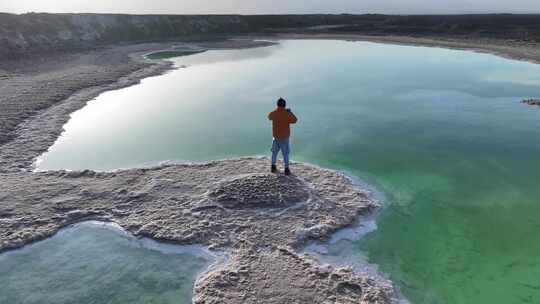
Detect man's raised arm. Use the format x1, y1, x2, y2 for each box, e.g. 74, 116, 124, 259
288, 111, 298, 124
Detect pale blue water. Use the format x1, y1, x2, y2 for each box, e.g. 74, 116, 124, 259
0, 222, 213, 304
36, 40, 540, 303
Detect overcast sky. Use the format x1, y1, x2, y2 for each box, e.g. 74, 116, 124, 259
2, 0, 540, 15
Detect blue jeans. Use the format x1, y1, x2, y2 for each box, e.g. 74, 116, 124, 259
271, 138, 290, 167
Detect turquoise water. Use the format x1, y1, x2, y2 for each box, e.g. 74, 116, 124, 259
0, 223, 212, 304
37, 40, 540, 303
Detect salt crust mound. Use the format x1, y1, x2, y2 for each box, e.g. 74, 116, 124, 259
208, 173, 310, 209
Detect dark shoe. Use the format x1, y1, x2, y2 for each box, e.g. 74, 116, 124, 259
284, 167, 291, 175
271, 165, 277, 173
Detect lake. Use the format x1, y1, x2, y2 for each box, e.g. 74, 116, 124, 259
0, 222, 213, 304
37, 40, 540, 303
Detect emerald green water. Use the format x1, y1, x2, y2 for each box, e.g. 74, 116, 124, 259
0, 222, 212, 304
37, 40, 540, 303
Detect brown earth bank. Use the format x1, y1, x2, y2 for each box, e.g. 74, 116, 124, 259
3, 13, 540, 59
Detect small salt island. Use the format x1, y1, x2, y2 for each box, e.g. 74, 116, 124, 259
522, 98, 540, 106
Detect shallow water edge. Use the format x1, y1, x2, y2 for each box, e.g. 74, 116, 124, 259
0, 220, 225, 304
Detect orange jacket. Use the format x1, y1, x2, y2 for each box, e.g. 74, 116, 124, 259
268, 107, 298, 139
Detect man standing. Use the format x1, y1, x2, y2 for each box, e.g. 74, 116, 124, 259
268, 97, 298, 175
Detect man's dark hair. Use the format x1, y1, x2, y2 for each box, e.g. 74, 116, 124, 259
277, 97, 286, 108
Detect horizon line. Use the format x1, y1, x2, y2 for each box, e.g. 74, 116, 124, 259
3, 11, 540, 16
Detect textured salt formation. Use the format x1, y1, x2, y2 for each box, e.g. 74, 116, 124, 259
207, 173, 310, 209
195, 245, 394, 304
0, 158, 377, 251
0, 158, 396, 303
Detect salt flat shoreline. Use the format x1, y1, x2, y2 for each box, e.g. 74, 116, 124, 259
1, 158, 397, 303
1, 34, 539, 303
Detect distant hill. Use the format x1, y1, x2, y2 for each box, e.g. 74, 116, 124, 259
2, 13, 540, 59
